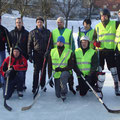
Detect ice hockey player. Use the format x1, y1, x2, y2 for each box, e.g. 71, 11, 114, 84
93, 8, 120, 96
52, 17, 76, 95
1, 46, 28, 99
74, 36, 103, 98
48, 36, 74, 101
115, 24, 120, 86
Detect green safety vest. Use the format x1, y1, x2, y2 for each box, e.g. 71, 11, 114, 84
78, 29, 94, 48
75, 48, 95, 76
115, 24, 120, 51
95, 21, 116, 50
52, 28, 71, 49
51, 48, 72, 79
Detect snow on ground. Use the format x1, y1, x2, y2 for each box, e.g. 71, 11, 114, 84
0, 13, 120, 120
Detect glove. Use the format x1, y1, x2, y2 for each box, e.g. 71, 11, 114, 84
55, 67, 63, 72
78, 71, 83, 77
5, 67, 14, 78
49, 79, 54, 88
29, 55, 33, 63
93, 41, 101, 48
44, 51, 49, 58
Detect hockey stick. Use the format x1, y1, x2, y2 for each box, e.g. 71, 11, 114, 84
21, 49, 71, 111
4, 48, 12, 111
78, 26, 81, 48
34, 32, 52, 99
81, 74, 120, 113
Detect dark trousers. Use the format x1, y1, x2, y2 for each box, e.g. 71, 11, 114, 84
78, 72, 97, 96
116, 53, 120, 81
33, 53, 47, 90
3, 71, 24, 99
54, 71, 71, 98
99, 50, 116, 70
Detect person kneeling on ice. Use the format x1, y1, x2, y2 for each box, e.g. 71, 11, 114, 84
74, 36, 103, 98
48, 36, 74, 101
1, 46, 28, 99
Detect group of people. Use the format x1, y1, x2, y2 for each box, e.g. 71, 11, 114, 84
0, 8, 120, 101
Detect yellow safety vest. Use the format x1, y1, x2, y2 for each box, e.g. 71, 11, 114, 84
51, 48, 72, 79
115, 24, 120, 51
52, 28, 71, 49
78, 29, 94, 48
95, 21, 116, 50
75, 48, 95, 76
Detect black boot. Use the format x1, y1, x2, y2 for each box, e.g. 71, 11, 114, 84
115, 82, 120, 96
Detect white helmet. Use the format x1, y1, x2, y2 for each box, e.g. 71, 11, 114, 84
80, 36, 90, 41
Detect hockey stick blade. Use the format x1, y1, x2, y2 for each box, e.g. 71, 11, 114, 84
21, 94, 40, 111
4, 99, 12, 111
81, 75, 120, 114
33, 86, 39, 99
103, 103, 120, 113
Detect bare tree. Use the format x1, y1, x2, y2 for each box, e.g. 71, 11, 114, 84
13, 0, 32, 19
56, 0, 81, 28
82, 0, 94, 18
32, 0, 54, 28
0, 0, 11, 16
87, 0, 94, 18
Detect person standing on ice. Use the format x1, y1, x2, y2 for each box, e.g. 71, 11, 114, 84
0, 16, 10, 88
93, 8, 120, 96
74, 36, 102, 97
48, 36, 74, 101
28, 16, 51, 94
10, 17, 29, 90
117, 10, 120, 21
52, 17, 76, 95
77, 18, 94, 48
1, 46, 28, 99
115, 24, 120, 87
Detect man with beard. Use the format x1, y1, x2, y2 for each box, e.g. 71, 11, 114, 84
93, 8, 120, 96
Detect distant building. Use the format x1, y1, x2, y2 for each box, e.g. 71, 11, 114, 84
82, 0, 120, 11
94, 0, 120, 11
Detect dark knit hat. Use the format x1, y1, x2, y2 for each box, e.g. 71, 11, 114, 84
36, 16, 44, 23
13, 46, 22, 52
57, 36, 65, 44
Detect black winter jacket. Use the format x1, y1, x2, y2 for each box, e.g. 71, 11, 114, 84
10, 26, 29, 59
0, 25, 10, 52
28, 26, 51, 58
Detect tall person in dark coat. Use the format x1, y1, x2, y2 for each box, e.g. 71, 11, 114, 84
0, 16, 10, 88
10, 17, 29, 90
28, 16, 51, 94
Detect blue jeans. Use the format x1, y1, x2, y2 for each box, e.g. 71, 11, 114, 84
4, 71, 24, 99
0, 51, 6, 84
